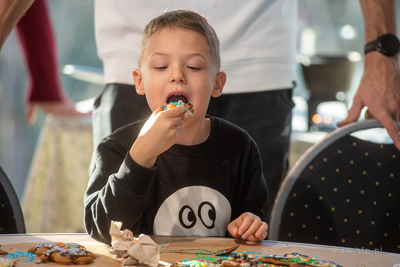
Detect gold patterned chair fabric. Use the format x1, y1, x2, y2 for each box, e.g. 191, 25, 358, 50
269, 119, 400, 253
22, 116, 93, 233
0, 166, 26, 233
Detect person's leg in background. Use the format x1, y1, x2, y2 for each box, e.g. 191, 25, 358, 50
207, 89, 294, 223
90, 83, 151, 174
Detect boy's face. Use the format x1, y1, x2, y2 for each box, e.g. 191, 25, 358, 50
133, 27, 225, 120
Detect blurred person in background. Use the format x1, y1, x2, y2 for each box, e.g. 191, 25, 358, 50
2, 0, 84, 124
84, 0, 400, 221
1, 0, 399, 222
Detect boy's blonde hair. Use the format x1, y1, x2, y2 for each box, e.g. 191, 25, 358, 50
138, 10, 221, 71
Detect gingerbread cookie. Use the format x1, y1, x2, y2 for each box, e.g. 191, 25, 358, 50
221, 260, 241, 267
259, 255, 296, 266
162, 100, 194, 114
259, 253, 341, 267
0, 258, 14, 267
173, 252, 341, 267
221, 252, 257, 267
0, 245, 8, 256
28, 242, 96, 265
174, 252, 256, 267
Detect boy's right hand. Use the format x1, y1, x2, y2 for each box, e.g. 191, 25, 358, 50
129, 105, 192, 168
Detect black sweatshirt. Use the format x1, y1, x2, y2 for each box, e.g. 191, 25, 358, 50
84, 116, 268, 244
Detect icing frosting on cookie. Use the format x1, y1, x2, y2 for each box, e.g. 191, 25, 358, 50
32, 242, 94, 264
172, 252, 342, 267
162, 100, 194, 114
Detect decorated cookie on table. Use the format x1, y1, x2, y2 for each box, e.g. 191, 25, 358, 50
258, 252, 342, 266
0, 245, 13, 267
0, 245, 36, 266
0, 258, 14, 267
172, 252, 342, 267
0, 245, 8, 256
27, 242, 96, 265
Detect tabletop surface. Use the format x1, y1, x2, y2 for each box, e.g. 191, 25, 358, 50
0, 233, 399, 266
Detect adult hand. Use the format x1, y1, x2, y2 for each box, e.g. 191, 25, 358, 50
227, 212, 268, 241
337, 52, 400, 150
26, 97, 88, 125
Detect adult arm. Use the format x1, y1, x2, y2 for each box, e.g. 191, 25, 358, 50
338, 0, 400, 150
0, 0, 34, 51
16, 0, 84, 123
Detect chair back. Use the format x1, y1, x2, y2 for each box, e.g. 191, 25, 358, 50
269, 119, 400, 253
0, 166, 26, 233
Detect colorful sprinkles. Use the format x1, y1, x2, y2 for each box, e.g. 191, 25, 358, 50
1, 251, 36, 264
172, 252, 342, 267
35, 242, 89, 260
162, 100, 194, 114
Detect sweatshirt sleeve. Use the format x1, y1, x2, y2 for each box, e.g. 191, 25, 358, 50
16, 0, 64, 102
239, 139, 269, 223
84, 135, 156, 245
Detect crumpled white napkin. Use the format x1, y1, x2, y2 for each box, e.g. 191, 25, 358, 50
109, 220, 160, 266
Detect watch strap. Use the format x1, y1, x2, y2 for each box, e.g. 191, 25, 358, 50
364, 33, 400, 56
364, 39, 379, 55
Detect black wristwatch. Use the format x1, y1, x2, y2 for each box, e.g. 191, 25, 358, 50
364, 33, 400, 56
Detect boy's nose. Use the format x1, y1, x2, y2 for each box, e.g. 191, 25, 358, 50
170, 68, 186, 84
171, 77, 184, 83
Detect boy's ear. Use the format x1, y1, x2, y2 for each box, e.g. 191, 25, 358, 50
211, 71, 226, 98
133, 69, 145, 95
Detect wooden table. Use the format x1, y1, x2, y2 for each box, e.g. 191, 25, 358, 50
1, 233, 399, 266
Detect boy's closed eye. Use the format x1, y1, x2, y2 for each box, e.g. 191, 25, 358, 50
187, 66, 202, 70
155, 66, 168, 70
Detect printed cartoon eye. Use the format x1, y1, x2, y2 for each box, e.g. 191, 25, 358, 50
198, 201, 216, 229
179, 205, 197, 229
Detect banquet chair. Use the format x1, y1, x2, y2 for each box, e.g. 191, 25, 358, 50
269, 119, 400, 253
0, 166, 26, 233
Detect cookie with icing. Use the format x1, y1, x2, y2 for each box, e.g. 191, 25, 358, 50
162, 100, 194, 114
259, 253, 341, 267
0, 258, 14, 267
28, 242, 96, 265
0, 245, 8, 256
173, 252, 341, 267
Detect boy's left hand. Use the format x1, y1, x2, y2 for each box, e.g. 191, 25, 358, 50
227, 212, 268, 241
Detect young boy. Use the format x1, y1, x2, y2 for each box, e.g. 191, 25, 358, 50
84, 10, 268, 245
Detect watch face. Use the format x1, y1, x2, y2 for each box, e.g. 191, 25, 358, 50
379, 34, 400, 56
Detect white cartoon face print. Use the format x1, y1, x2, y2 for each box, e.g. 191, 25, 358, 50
153, 186, 231, 236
